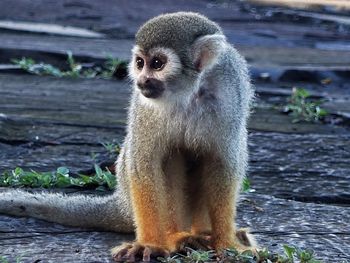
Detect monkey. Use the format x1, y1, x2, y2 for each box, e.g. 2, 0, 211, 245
0, 12, 256, 262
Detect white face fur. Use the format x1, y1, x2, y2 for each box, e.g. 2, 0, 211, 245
129, 45, 196, 108
129, 34, 226, 109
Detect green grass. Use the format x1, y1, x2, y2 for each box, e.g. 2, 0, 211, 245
158, 245, 323, 263
0, 165, 251, 194
0, 255, 22, 263
101, 141, 121, 157
1, 245, 340, 263
11, 52, 127, 79
0, 165, 252, 195
0, 164, 116, 191
283, 88, 328, 123
242, 177, 251, 192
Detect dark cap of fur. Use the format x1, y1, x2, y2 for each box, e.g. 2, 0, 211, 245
136, 12, 222, 67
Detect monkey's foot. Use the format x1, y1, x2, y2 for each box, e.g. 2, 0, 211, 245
175, 234, 212, 252
210, 228, 258, 256
236, 228, 257, 248
111, 242, 170, 262
236, 228, 257, 250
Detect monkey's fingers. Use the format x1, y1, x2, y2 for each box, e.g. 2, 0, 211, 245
111, 242, 134, 262
142, 246, 170, 262
111, 242, 169, 262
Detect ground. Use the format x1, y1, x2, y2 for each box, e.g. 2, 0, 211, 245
0, 1, 349, 262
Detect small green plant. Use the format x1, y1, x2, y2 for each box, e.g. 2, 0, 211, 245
158, 248, 215, 263
12, 52, 126, 79
101, 55, 126, 79
0, 255, 22, 263
65, 51, 83, 78
0, 165, 116, 191
283, 88, 328, 123
242, 177, 251, 192
101, 141, 120, 157
12, 57, 63, 77
280, 245, 322, 263
157, 245, 323, 263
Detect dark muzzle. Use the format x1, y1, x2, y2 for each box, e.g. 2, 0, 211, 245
137, 78, 165, 99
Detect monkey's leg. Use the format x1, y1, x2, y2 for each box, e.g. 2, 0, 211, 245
189, 179, 255, 252
202, 157, 256, 253
163, 151, 188, 235
190, 165, 211, 236
161, 152, 211, 252
111, 154, 170, 262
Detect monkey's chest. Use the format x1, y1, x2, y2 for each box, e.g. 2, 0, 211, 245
167, 108, 220, 151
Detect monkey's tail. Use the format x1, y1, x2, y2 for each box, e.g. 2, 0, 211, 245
0, 187, 134, 232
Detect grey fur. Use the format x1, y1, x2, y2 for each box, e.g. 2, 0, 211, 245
0, 12, 254, 251
136, 12, 222, 69
0, 175, 133, 232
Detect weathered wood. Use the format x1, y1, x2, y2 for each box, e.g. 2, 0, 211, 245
248, 0, 350, 10
0, 193, 349, 262
0, 33, 133, 63
0, 20, 105, 38
2, 131, 349, 204
1, 75, 349, 203
0, 74, 349, 137
0, 143, 107, 174
1, 32, 350, 68
249, 132, 350, 204
0, 74, 129, 127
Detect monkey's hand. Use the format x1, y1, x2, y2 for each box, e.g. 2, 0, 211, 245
111, 242, 170, 262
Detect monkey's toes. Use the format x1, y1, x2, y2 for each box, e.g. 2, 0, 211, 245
111, 242, 170, 262
235, 228, 258, 249
176, 235, 212, 252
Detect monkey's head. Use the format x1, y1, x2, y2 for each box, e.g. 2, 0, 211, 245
130, 12, 226, 104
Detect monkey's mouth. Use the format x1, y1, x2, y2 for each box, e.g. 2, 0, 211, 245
140, 87, 164, 99
137, 78, 165, 99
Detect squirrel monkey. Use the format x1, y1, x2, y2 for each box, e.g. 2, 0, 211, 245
0, 12, 256, 262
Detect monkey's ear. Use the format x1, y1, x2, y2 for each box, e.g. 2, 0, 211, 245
192, 34, 226, 72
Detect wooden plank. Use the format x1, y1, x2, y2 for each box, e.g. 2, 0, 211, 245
0, 74, 129, 127
248, 0, 350, 10
1, 131, 349, 203
0, 33, 133, 63
0, 143, 108, 174
1, 32, 350, 67
0, 116, 125, 145
239, 46, 350, 68
0, 21, 105, 38
248, 132, 350, 204
0, 193, 349, 262
0, 74, 349, 136
0, 74, 348, 204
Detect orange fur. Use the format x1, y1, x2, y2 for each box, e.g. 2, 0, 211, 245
166, 232, 191, 250
129, 179, 166, 246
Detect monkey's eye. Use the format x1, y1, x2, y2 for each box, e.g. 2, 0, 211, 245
150, 57, 166, 71
135, 57, 144, 70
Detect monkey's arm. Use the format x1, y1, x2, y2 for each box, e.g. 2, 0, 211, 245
111, 127, 171, 261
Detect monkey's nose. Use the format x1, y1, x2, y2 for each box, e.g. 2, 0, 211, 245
137, 78, 165, 99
